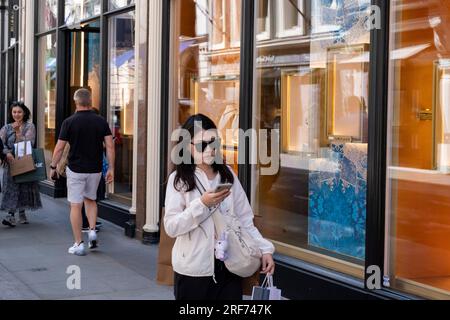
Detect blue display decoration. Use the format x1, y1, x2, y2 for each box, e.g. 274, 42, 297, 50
308, 143, 367, 260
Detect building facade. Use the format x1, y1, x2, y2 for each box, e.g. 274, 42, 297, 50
2, 0, 450, 300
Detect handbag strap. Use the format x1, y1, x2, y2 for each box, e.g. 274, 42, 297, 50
194, 174, 220, 225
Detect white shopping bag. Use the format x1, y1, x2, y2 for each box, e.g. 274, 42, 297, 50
251, 275, 282, 301
14, 141, 32, 158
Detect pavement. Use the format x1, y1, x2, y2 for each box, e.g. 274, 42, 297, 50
0, 194, 174, 300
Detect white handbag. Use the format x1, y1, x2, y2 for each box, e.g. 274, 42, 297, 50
195, 177, 262, 278
211, 210, 262, 278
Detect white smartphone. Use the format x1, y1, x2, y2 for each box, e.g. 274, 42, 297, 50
214, 183, 233, 193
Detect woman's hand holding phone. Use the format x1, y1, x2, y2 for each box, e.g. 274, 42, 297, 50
201, 187, 231, 208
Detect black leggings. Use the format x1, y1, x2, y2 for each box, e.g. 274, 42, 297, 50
174, 260, 243, 301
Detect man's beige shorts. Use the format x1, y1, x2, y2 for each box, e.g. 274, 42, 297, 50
66, 168, 102, 204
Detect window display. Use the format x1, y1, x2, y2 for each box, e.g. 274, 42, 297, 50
252, 0, 371, 275
326, 44, 369, 142
37, 33, 57, 180
107, 12, 135, 206
170, 0, 242, 174
386, 0, 450, 300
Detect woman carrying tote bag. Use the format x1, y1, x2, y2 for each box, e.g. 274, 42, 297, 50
164, 114, 275, 301
0, 102, 42, 227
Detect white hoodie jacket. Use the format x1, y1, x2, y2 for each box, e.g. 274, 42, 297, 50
164, 168, 275, 277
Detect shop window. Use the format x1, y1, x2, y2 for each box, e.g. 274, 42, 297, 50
37, 33, 57, 180
109, 0, 135, 11
65, 0, 102, 25
386, 0, 450, 299
38, 0, 58, 32
252, 0, 371, 277
107, 11, 135, 206
169, 0, 241, 174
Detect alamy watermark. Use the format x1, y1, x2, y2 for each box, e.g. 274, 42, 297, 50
365, 5, 382, 31
66, 265, 81, 290
170, 123, 280, 176
366, 265, 391, 290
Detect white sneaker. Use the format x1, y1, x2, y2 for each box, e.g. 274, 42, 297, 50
88, 230, 98, 249
68, 242, 86, 256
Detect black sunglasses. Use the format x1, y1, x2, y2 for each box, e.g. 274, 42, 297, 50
191, 137, 221, 153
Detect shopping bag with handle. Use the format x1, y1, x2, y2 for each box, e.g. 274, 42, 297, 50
9, 141, 35, 177
13, 148, 47, 184
251, 274, 282, 300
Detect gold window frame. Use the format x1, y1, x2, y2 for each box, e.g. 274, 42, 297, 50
281, 68, 324, 155
325, 43, 370, 143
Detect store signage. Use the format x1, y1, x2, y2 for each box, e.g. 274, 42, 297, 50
256, 55, 275, 65
256, 54, 309, 67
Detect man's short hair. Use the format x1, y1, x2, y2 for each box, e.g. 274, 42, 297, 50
74, 88, 92, 107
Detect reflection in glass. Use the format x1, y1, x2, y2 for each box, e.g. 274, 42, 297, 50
109, 0, 135, 10
170, 0, 241, 173
37, 34, 57, 180
65, 0, 102, 25
387, 0, 450, 299
38, 0, 58, 32
107, 12, 135, 206
252, 0, 371, 273
256, 0, 271, 40
18, 2, 27, 101
275, 0, 305, 37
69, 22, 101, 113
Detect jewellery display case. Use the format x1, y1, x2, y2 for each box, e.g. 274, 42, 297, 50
325, 43, 369, 143
281, 69, 321, 156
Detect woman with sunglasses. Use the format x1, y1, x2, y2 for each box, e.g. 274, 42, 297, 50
0, 102, 42, 227
164, 114, 275, 300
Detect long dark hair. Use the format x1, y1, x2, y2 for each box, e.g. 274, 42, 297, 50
174, 114, 234, 192
8, 101, 31, 123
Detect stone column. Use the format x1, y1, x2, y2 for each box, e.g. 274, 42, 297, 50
143, 0, 163, 243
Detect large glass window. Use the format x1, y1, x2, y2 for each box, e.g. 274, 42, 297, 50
107, 12, 135, 206
37, 33, 57, 179
65, 0, 102, 25
252, 0, 371, 276
169, 0, 241, 173
38, 0, 58, 32
386, 0, 450, 299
